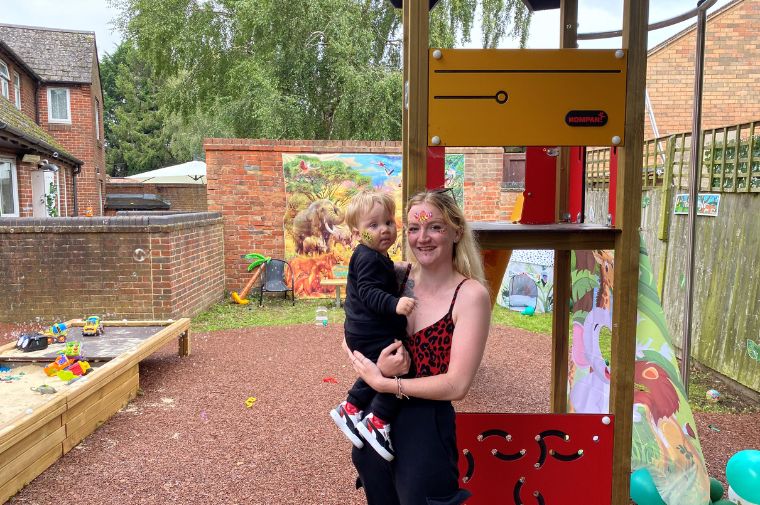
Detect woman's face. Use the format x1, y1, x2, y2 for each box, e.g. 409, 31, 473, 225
406, 202, 457, 267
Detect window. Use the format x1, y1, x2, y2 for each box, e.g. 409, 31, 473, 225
0, 159, 19, 216
0, 60, 9, 99
47, 87, 71, 123
502, 152, 526, 190
13, 72, 21, 109
94, 97, 100, 139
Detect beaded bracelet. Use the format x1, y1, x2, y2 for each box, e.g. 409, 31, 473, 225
395, 376, 409, 400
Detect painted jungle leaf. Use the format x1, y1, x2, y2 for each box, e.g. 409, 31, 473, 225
571, 269, 599, 304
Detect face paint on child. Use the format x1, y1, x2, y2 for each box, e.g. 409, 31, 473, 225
361, 231, 374, 245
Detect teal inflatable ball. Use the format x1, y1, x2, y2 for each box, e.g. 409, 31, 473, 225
521, 306, 535, 316
711, 500, 735, 505
630, 468, 666, 505
726, 450, 760, 503
709, 477, 724, 502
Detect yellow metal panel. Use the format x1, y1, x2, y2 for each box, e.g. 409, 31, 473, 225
428, 49, 627, 147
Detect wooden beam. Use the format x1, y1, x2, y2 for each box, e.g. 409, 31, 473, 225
402, 0, 429, 206
550, 0, 578, 415
610, 2, 648, 505
472, 223, 618, 250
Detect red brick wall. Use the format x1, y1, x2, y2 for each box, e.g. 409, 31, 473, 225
105, 181, 208, 215
205, 139, 510, 291
0, 48, 37, 119
645, 0, 760, 138
38, 80, 105, 217
0, 213, 225, 322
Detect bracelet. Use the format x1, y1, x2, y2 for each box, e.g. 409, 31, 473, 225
395, 376, 409, 400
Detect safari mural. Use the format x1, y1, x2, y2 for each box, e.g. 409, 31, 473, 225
282, 153, 465, 299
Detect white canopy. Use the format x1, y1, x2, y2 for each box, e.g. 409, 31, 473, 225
126, 160, 206, 184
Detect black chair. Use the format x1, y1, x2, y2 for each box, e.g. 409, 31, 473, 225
259, 259, 295, 306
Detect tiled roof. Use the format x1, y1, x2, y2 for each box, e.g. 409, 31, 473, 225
0, 97, 79, 163
0, 24, 95, 83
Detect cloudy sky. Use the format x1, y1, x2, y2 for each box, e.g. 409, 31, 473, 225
1, 0, 734, 58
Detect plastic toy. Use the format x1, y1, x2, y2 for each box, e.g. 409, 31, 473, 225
15, 333, 48, 352
44, 354, 76, 377
82, 316, 104, 336
705, 389, 721, 402
30, 385, 57, 395
66, 360, 91, 377
56, 370, 76, 381
61, 341, 82, 357
709, 476, 724, 502
231, 253, 271, 305
726, 450, 760, 505
43, 322, 68, 344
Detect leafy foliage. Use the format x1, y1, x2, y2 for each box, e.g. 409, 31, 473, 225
105, 0, 531, 170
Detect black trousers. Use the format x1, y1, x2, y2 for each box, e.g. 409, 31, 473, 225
345, 331, 403, 422
351, 399, 471, 505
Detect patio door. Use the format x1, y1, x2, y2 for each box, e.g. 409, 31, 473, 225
0, 158, 19, 216
31, 169, 56, 217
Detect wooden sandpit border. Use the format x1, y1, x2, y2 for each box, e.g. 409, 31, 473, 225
0, 318, 190, 503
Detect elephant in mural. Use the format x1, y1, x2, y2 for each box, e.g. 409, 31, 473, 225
570, 307, 613, 414
292, 199, 346, 255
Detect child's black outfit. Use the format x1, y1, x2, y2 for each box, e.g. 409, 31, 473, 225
343, 244, 407, 421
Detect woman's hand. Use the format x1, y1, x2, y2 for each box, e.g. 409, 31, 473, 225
377, 340, 410, 377
350, 350, 389, 392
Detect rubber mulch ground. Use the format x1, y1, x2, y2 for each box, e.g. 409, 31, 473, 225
4, 323, 757, 504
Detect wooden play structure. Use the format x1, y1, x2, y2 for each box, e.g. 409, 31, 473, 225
0, 319, 191, 503
399, 1, 648, 503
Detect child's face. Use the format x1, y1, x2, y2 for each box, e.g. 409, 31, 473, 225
355, 202, 397, 254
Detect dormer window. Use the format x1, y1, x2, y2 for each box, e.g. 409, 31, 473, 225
0, 61, 9, 99
47, 87, 71, 123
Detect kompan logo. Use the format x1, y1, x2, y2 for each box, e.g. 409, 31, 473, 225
565, 110, 608, 127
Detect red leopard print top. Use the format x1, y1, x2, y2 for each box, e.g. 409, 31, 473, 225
407, 279, 468, 377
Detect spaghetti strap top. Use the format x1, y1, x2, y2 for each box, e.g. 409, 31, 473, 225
407, 279, 469, 377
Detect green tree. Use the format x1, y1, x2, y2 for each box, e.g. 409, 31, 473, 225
110, 0, 531, 147
101, 41, 179, 176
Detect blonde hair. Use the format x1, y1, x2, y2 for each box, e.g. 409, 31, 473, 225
345, 190, 396, 231
404, 190, 485, 284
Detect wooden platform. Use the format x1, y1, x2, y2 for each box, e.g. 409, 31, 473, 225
0, 319, 190, 503
471, 222, 619, 250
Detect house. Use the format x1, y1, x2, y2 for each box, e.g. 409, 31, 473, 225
0, 24, 105, 217
644, 0, 760, 137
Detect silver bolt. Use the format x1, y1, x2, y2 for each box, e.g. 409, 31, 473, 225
431, 136, 441, 146
615, 49, 624, 59
602, 416, 611, 425
433, 49, 442, 60
612, 135, 621, 145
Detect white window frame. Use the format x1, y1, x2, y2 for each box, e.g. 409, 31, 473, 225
0, 157, 20, 217
94, 97, 100, 140
0, 60, 9, 99
47, 87, 71, 124
13, 72, 21, 109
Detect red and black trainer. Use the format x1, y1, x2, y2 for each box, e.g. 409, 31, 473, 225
329, 401, 365, 448
357, 413, 395, 462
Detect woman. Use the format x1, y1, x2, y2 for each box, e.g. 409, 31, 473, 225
347, 189, 491, 505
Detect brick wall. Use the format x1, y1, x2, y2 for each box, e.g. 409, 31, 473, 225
0, 213, 225, 322
104, 181, 208, 215
645, 0, 759, 137
205, 139, 511, 291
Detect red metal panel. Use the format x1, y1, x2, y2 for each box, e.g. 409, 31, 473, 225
456, 413, 614, 504
521, 147, 557, 224
427, 146, 446, 189
568, 147, 585, 223
609, 147, 618, 226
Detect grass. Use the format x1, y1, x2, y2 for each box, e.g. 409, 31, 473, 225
193, 297, 759, 414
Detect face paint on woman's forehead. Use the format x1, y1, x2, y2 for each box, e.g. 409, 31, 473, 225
412, 210, 433, 222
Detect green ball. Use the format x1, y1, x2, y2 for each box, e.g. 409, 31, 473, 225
630, 468, 666, 505
726, 450, 760, 503
709, 477, 724, 502
521, 306, 535, 316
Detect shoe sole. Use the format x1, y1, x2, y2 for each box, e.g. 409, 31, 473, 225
330, 409, 364, 448
356, 421, 394, 462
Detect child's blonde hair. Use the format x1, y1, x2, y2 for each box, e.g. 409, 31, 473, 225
345, 190, 396, 231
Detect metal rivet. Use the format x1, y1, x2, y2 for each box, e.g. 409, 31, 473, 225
549, 449, 555, 455
463, 476, 469, 483
431, 136, 441, 145
534, 435, 541, 441
564, 435, 570, 441
491, 449, 497, 455
520, 477, 525, 483
615, 49, 624, 59
612, 136, 621, 145
602, 416, 611, 425
506, 434, 512, 441
578, 449, 584, 455
534, 463, 540, 468
520, 449, 526, 455
477, 435, 483, 442
463, 449, 470, 455
433, 49, 442, 60
593, 435, 599, 442
533, 491, 540, 497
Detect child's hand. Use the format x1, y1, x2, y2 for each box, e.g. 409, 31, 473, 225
396, 296, 416, 316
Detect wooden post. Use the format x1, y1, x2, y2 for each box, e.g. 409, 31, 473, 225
550, 0, 577, 415
402, 0, 429, 206
179, 329, 191, 356
610, 2, 648, 504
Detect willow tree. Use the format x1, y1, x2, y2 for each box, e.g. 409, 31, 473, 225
111, 0, 531, 142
